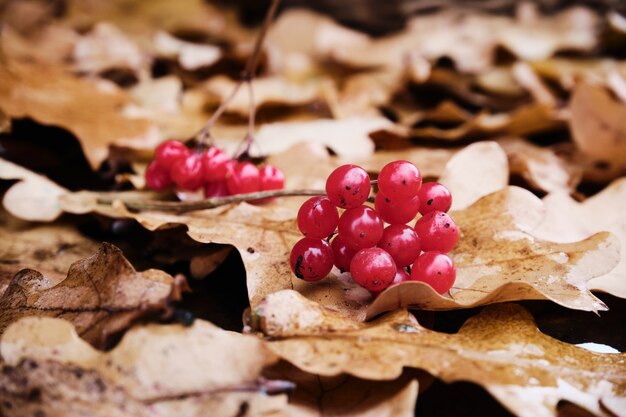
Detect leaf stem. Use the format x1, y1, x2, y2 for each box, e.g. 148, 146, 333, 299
97, 188, 325, 213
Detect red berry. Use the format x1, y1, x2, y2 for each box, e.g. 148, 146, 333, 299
325, 164, 370, 209
338, 205, 384, 250
374, 192, 420, 224
350, 247, 397, 292
226, 162, 261, 195
259, 164, 285, 191
410, 252, 456, 294
418, 182, 452, 215
414, 211, 459, 253
204, 181, 229, 198
145, 160, 173, 191
155, 140, 189, 170
290, 237, 333, 282
170, 153, 204, 191
377, 224, 421, 267
202, 147, 231, 182
370, 267, 410, 297
377, 160, 422, 201
331, 235, 358, 272
297, 196, 339, 239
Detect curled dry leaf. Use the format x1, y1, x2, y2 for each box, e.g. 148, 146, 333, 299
265, 363, 418, 417
532, 178, 626, 298
0, 60, 158, 169
203, 76, 322, 115
252, 290, 626, 417
0, 243, 179, 349
0, 317, 284, 417
153, 31, 222, 71
368, 186, 620, 318
0, 216, 100, 298
499, 137, 583, 193
438, 141, 508, 211
0, 157, 68, 222
569, 82, 626, 179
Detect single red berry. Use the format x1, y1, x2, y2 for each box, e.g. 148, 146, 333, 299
170, 153, 204, 191
259, 164, 285, 191
338, 205, 384, 250
145, 160, 173, 191
377, 160, 422, 201
204, 181, 229, 198
226, 162, 261, 195
414, 211, 459, 253
155, 140, 189, 170
370, 267, 410, 297
297, 196, 339, 239
202, 147, 231, 182
325, 164, 370, 209
350, 247, 397, 292
418, 182, 452, 215
410, 252, 456, 294
374, 192, 420, 224
290, 237, 334, 282
331, 235, 358, 272
377, 224, 421, 267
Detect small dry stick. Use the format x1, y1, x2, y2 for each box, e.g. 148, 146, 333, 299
194, 0, 281, 148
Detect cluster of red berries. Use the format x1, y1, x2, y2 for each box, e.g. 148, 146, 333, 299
145, 140, 285, 199
290, 160, 459, 296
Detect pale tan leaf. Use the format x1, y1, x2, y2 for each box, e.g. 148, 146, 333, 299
252, 291, 626, 417
532, 178, 626, 298
0, 243, 179, 348
438, 141, 508, 210
0, 157, 68, 221
153, 31, 222, 71
0, 317, 284, 417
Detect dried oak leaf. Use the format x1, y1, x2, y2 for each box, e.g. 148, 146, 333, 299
252, 290, 626, 417
569, 82, 626, 180
0, 243, 179, 349
0, 60, 158, 169
0, 216, 100, 298
265, 363, 419, 417
369, 186, 619, 318
0, 317, 284, 417
499, 137, 583, 194
532, 178, 626, 299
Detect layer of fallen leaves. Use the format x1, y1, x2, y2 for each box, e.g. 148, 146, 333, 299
252, 290, 626, 417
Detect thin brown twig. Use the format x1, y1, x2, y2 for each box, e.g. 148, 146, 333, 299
97, 188, 325, 213
194, 0, 281, 147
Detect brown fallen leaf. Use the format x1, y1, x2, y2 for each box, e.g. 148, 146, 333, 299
265, 363, 419, 417
330, 5, 598, 73
531, 58, 626, 92
410, 102, 565, 141
499, 137, 583, 193
0, 59, 159, 169
252, 290, 626, 417
532, 178, 626, 299
569, 82, 626, 180
0, 243, 179, 348
0, 215, 100, 298
368, 186, 619, 317
0, 316, 284, 417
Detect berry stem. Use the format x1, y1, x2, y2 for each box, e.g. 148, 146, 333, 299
96, 188, 325, 213
194, 0, 281, 147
